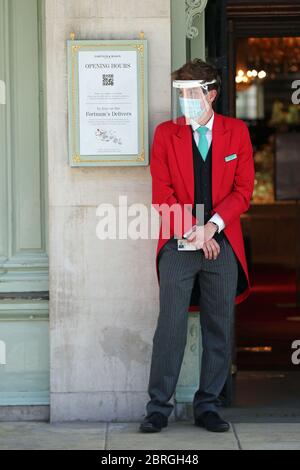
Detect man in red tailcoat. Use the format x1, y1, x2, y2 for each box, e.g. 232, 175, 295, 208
140, 59, 255, 433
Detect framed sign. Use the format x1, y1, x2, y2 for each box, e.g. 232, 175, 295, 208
67, 38, 148, 166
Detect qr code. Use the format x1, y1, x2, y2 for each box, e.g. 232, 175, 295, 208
103, 74, 114, 86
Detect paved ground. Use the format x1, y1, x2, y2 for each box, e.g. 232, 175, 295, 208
1, 420, 300, 450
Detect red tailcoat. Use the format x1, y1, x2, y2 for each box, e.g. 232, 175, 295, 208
150, 112, 255, 311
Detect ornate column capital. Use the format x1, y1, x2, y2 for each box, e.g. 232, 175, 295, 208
185, 0, 208, 40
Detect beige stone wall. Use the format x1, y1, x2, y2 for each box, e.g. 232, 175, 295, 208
45, 0, 171, 421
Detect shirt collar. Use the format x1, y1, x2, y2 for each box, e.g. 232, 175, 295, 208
190, 111, 214, 132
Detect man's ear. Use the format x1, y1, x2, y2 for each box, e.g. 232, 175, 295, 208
208, 89, 217, 103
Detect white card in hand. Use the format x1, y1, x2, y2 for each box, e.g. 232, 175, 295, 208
177, 239, 198, 251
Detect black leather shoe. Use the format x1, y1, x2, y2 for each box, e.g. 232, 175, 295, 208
139, 412, 168, 433
194, 411, 230, 432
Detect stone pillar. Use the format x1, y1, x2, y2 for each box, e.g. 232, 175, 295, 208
45, 0, 171, 422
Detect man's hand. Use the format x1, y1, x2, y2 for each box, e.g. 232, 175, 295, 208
202, 238, 221, 260
186, 222, 221, 259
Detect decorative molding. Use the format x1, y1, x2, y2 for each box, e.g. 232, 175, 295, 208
185, 0, 208, 39
227, 2, 300, 18
0, 0, 49, 294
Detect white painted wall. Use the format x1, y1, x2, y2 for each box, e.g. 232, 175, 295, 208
45, 0, 171, 422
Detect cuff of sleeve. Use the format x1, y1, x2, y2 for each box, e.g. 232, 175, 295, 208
208, 213, 225, 233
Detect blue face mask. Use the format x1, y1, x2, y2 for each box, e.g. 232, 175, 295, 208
179, 97, 206, 120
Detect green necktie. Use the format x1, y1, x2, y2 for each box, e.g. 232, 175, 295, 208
196, 126, 209, 161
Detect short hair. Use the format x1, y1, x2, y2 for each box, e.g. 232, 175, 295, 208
171, 58, 221, 105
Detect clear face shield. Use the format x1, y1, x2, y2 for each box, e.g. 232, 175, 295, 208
172, 79, 217, 126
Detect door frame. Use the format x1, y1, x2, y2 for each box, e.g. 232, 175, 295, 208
226, 0, 300, 116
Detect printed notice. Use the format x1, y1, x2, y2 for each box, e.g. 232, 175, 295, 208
78, 50, 139, 156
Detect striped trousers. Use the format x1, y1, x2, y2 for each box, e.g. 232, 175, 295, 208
145, 234, 238, 418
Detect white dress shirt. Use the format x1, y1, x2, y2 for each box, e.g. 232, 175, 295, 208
183, 111, 225, 238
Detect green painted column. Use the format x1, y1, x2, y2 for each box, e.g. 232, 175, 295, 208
171, 0, 207, 71
171, 0, 188, 72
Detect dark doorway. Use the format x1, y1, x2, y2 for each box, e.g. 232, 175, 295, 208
206, 1, 300, 412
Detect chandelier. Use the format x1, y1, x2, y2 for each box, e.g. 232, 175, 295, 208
236, 37, 300, 91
